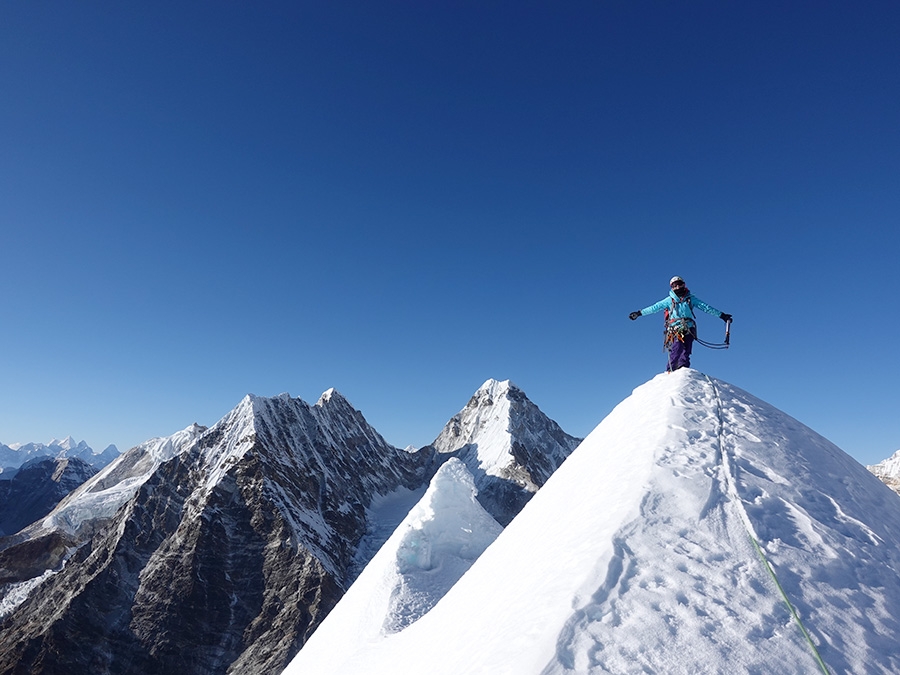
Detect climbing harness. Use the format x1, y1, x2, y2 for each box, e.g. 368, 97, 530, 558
703, 374, 832, 675
663, 295, 731, 350
663, 295, 695, 349
664, 318, 695, 348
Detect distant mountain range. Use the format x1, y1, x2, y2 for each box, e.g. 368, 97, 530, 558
0, 379, 578, 674
0, 436, 119, 476
0, 437, 119, 539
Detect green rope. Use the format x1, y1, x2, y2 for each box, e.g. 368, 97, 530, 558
746, 531, 832, 675
704, 374, 831, 675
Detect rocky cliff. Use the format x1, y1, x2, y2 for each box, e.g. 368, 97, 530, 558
0, 391, 433, 674
0, 456, 96, 538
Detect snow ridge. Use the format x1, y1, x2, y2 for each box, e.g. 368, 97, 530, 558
284, 458, 503, 675
293, 369, 900, 675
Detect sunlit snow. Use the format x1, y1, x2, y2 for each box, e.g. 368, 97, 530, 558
432, 378, 522, 478
284, 369, 900, 675
41, 423, 203, 535
284, 458, 502, 674
868, 449, 900, 495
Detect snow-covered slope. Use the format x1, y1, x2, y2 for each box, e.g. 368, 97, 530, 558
0, 457, 97, 537
285, 458, 503, 675
868, 449, 900, 495
288, 369, 900, 675
39, 423, 205, 537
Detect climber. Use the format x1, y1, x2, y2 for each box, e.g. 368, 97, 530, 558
629, 276, 732, 372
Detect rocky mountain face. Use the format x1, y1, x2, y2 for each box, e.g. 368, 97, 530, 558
0, 425, 207, 598
0, 382, 577, 674
868, 449, 900, 496
0, 457, 97, 537
429, 379, 582, 525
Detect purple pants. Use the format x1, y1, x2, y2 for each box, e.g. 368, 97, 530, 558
667, 332, 694, 371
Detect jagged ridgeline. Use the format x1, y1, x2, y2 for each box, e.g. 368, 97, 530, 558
0, 380, 578, 674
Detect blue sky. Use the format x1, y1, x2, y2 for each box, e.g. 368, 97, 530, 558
1, 2, 898, 465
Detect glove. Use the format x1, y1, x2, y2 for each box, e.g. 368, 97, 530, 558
720, 313, 732, 322
629, 311, 641, 321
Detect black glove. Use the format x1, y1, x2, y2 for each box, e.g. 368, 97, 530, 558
629, 311, 641, 321
720, 313, 732, 322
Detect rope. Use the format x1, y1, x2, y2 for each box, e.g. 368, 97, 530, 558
664, 318, 731, 350
694, 337, 730, 350
703, 374, 832, 675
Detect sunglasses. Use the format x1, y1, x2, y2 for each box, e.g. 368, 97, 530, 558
671, 281, 685, 288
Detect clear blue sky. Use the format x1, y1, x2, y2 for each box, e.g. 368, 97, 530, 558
2, 2, 898, 466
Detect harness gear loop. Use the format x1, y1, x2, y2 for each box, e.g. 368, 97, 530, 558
663, 295, 697, 349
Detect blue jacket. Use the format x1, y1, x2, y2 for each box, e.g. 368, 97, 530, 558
640, 290, 723, 329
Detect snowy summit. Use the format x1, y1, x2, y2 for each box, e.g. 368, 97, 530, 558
285, 369, 900, 675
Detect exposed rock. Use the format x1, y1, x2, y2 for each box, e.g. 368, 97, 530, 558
0, 456, 96, 537
0, 392, 433, 674
428, 379, 581, 525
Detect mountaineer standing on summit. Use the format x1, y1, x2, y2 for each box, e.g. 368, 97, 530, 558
629, 276, 732, 372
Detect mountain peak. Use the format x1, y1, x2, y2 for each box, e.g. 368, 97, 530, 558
316, 387, 348, 407
868, 448, 900, 495
294, 369, 900, 674
0, 386, 436, 674
430, 379, 580, 525
475, 378, 518, 396
49, 436, 80, 451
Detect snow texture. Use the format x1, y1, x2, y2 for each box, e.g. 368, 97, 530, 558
285, 458, 502, 674
284, 369, 900, 675
39, 423, 203, 535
